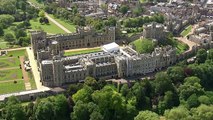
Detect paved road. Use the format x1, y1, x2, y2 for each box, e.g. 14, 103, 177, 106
45, 13, 71, 33
26, 47, 49, 90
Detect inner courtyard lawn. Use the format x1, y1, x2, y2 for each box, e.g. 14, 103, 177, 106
64, 48, 102, 56
30, 18, 66, 34
49, 14, 76, 32
0, 69, 23, 81
176, 41, 189, 55
131, 38, 156, 54
0, 80, 25, 95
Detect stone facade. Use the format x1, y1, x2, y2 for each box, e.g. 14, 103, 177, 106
30, 26, 115, 59
143, 22, 168, 41
36, 45, 176, 87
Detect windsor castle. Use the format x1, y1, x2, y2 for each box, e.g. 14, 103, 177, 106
31, 26, 177, 87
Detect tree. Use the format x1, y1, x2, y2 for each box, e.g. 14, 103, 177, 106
178, 77, 204, 100
39, 10, 45, 18
154, 72, 174, 95
190, 104, 213, 120
120, 84, 130, 97
15, 29, 27, 39
134, 110, 159, 120
207, 49, 213, 60
18, 37, 30, 47
0, 14, 15, 28
4, 33, 15, 42
158, 91, 179, 114
0, 24, 4, 36
35, 101, 55, 120
187, 94, 200, 108
167, 66, 185, 84
72, 86, 93, 103
84, 76, 98, 90
164, 106, 191, 120
92, 85, 127, 120
119, 5, 129, 15
196, 48, 207, 63
198, 95, 211, 105
67, 83, 83, 96
2, 96, 27, 120
54, 95, 70, 120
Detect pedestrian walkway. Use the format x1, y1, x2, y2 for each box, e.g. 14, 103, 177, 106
0, 79, 23, 83
19, 56, 31, 90
0, 67, 19, 71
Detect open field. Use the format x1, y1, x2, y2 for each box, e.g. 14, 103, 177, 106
30, 18, 66, 34
49, 14, 76, 33
0, 69, 23, 81
64, 48, 102, 56
181, 25, 192, 37
0, 80, 25, 95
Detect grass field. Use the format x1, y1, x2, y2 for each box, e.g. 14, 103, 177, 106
49, 14, 76, 32
0, 49, 26, 58
181, 25, 192, 37
28, 72, 37, 90
0, 41, 8, 49
64, 48, 102, 56
131, 38, 156, 54
176, 41, 189, 55
0, 49, 28, 94
0, 80, 25, 95
0, 69, 23, 81
0, 58, 20, 68
30, 18, 66, 34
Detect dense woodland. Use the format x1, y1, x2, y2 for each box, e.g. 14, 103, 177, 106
0, 48, 213, 120
0, 0, 39, 47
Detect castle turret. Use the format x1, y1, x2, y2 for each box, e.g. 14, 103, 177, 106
30, 31, 47, 58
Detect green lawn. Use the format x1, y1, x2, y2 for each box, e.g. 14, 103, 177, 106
28, 72, 37, 90
0, 58, 20, 68
131, 38, 156, 54
49, 14, 76, 32
176, 41, 189, 55
0, 80, 25, 95
64, 48, 102, 56
0, 41, 8, 49
0, 49, 26, 58
7, 49, 26, 57
30, 18, 66, 34
0, 69, 23, 81
181, 25, 192, 37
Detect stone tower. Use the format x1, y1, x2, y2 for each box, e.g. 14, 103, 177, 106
30, 31, 47, 58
